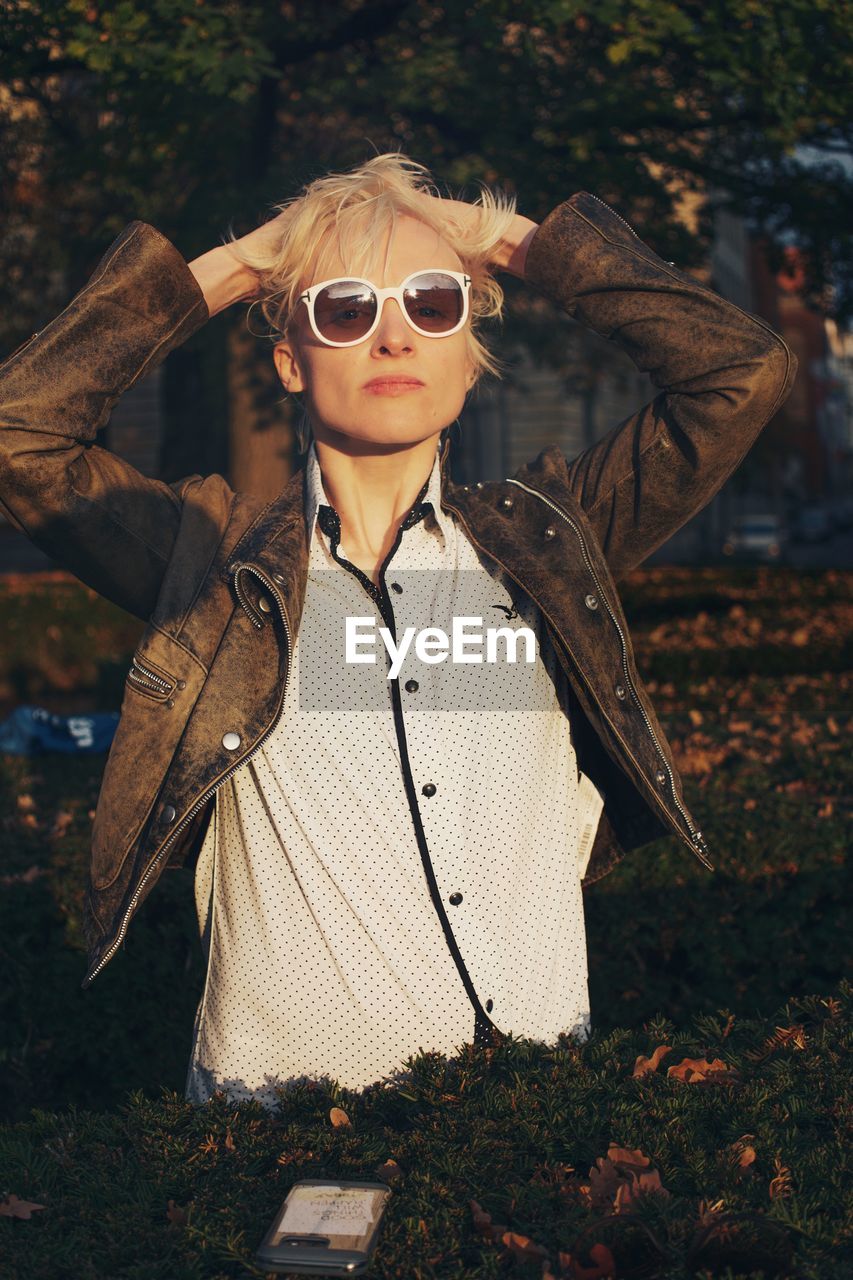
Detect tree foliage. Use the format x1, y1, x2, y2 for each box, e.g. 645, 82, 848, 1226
1, 0, 851, 343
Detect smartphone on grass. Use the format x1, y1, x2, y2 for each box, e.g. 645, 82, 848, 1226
254, 1178, 393, 1275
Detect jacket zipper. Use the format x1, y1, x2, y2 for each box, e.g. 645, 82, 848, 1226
504, 477, 713, 870
127, 657, 173, 696
585, 192, 643, 240
82, 563, 293, 986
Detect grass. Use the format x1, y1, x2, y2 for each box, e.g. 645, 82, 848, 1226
0, 565, 850, 1278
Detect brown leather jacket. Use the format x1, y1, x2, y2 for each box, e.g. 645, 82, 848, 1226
0, 193, 797, 990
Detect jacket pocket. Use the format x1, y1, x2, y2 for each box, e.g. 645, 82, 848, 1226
125, 651, 177, 702
91, 628, 204, 891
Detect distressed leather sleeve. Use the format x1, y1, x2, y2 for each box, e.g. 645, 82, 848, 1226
0, 221, 215, 620
523, 192, 798, 580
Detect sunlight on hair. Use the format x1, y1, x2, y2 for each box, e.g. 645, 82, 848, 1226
222, 152, 519, 451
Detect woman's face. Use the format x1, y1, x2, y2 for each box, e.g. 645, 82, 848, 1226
273, 214, 476, 451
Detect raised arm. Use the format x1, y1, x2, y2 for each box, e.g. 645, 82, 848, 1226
519, 192, 798, 579
0, 223, 258, 619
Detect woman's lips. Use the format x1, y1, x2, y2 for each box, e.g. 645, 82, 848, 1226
363, 378, 425, 395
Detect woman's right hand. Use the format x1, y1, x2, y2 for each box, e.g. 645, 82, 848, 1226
189, 207, 297, 318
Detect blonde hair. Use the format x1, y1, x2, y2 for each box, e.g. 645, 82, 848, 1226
222, 152, 519, 451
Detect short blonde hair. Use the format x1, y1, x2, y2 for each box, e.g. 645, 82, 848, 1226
222, 152, 519, 444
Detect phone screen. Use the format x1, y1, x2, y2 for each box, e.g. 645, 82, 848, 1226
270, 1184, 387, 1250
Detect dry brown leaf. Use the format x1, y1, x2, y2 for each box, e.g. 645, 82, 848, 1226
587, 1145, 669, 1216
329, 1106, 351, 1128
688, 708, 703, 726
468, 1198, 508, 1243
697, 1197, 726, 1225
569, 1242, 617, 1278
499, 1229, 550, 1263
469, 1199, 492, 1237
0, 1194, 46, 1219
223, 1128, 235, 1152
166, 1199, 188, 1225
16, 794, 36, 812
375, 1159, 403, 1183
769, 1159, 793, 1200
727, 1135, 758, 1179
826, 716, 840, 735
772, 1024, 808, 1050
632, 1043, 672, 1077
613, 1167, 669, 1211
667, 1056, 731, 1083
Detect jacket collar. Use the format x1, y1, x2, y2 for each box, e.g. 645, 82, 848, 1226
228, 426, 463, 636
303, 435, 455, 550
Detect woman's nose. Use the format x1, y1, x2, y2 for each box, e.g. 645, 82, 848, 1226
371, 297, 412, 350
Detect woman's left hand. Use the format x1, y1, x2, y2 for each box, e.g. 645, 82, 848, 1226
411, 191, 538, 277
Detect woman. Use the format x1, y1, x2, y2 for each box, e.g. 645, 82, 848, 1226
0, 153, 797, 1107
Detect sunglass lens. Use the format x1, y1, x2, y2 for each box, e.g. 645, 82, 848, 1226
404, 273, 464, 333
314, 282, 376, 342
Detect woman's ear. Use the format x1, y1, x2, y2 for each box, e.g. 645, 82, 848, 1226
273, 339, 305, 394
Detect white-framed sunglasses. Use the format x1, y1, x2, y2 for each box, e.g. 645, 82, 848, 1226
297, 268, 472, 347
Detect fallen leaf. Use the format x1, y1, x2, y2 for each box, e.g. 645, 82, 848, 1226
375, 1158, 403, 1183
697, 1197, 726, 1224
329, 1106, 351, 1128
667, 1055, 731, 1083
223, 1128, 235, 1152
166, 1199, 188, 1225
769, 1159, 793, 1200
587, 1145, 670, 1216
613, 1167, 669, 1211
0, 1194, 46, 1219
468, 1199, 508, 1243
499, 1229, 549, 1263
632, 1044, 672, 1077
570, 1242, 617, 1278
772, 1024, 808, 1050
727, 1136, 753, 1172
16, 794, 36, 812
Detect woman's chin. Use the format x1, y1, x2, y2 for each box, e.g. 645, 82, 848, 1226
313, 421, 446, 452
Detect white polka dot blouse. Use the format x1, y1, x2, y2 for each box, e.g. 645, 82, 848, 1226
185, 440, 604, 1108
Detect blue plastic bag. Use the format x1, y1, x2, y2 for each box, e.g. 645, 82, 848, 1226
0, 706, 119, 754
